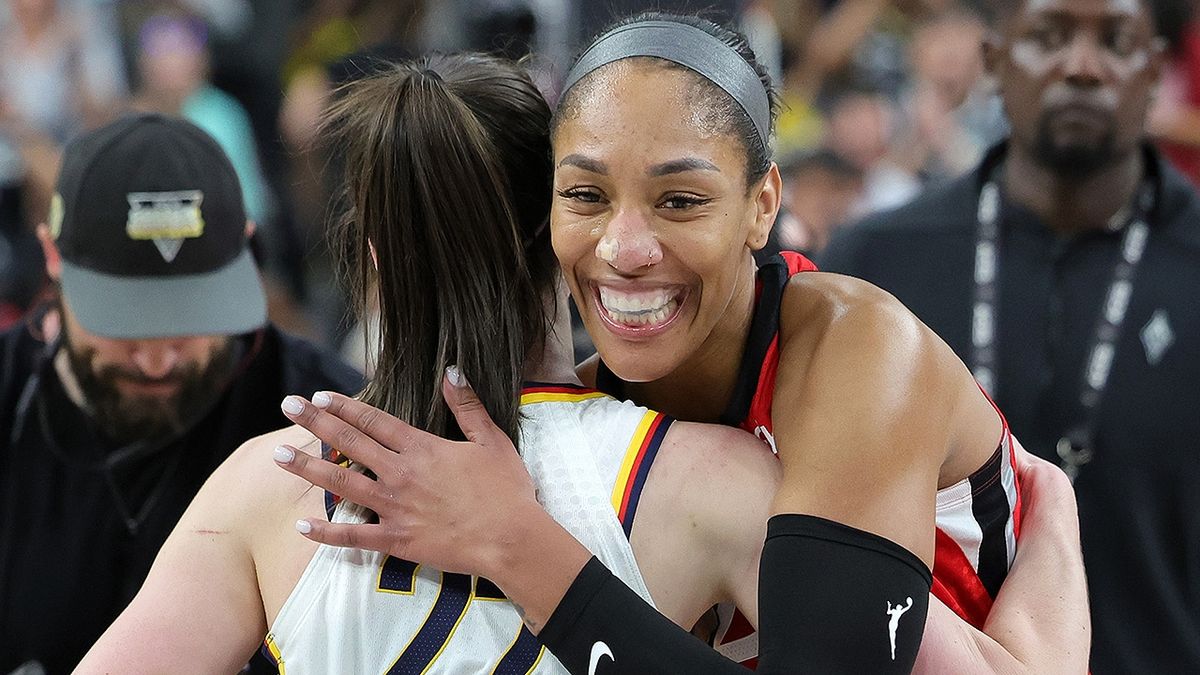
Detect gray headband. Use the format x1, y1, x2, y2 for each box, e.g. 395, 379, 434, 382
562, 20, 771, 148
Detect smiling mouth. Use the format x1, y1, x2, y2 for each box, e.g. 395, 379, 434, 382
594, 285, 685, 332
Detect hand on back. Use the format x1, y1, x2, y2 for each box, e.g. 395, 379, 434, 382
274, 369, 541, 578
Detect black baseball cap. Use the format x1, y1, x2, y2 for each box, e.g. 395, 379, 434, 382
50, 113, 267, 339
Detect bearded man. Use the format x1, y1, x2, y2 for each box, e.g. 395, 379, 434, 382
0, 114, 362, 675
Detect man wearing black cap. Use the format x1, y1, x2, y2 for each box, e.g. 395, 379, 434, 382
0, 114, 362, 674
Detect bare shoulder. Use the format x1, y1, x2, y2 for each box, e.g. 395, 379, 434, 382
657, 421, 778, 476
195, 425, 323, 531
781, 272, 931, 351
777, 271, 961, 398
774, 271, 1000, 488
650, 420, 779, 539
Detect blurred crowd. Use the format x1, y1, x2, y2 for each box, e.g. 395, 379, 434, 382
1, 1, 1198, 673
2, 0, 1199, 364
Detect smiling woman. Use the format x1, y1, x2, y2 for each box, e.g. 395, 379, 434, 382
551, 61, 775, 386
269, 12, 1091, 675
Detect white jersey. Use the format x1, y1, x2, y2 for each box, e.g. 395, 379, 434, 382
265, 385, 673, 674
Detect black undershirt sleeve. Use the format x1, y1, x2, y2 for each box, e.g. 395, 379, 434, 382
537, 514, 933, 674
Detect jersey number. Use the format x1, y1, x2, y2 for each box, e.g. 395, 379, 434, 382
378, 556, 544, 674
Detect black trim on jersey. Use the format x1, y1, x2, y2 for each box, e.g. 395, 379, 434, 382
718, 253, 790, 428
967, 443, 1011, 599
593, 253, 792, 428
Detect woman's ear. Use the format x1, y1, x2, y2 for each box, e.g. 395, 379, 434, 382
747, 163, 782, 250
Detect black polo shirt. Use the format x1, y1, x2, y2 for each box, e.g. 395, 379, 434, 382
819, 144, 1200, 673
0, 323, 363, 674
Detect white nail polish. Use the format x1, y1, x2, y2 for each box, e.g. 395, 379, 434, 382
273, 445, 294, 463
312, 391, 332, 408
295, 519, 312, 534
281, 396, 304, 415
446, 365, 462, 387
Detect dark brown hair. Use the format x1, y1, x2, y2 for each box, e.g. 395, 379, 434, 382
324, 53, 554, 446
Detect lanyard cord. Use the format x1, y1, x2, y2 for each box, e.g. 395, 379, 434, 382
970, 163, 1156, 481
6, 330, 265, 534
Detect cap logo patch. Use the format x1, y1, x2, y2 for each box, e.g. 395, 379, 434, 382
126, 190, 206, 263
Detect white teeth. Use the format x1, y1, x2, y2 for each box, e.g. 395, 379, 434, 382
599, 287, 673, 314
596, 286, 682, 329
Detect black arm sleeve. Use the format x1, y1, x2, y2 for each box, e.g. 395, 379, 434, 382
537, 514, 933, 674
538, 555, 746, 674
757, 514, 932, 672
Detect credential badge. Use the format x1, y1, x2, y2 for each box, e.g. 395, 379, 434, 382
126, 190, 205, 263
1140, 309, 1174, 367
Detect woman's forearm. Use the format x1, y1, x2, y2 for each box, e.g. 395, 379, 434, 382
981, 458, 1090, 672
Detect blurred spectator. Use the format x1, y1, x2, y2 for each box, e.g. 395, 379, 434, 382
279, 0, 425, 155
0, 0, 128, 330
278, 0, 425, 345
132, 11, 271, 229
821, 1, 1200, 670
1149, 0, 1200, 183
0, 0, 126, 143
891, 9, 1003, 183
825, 90, 921, 216
0, 0, 127, 223
575, 0, 740, 44
0, 114, 361, 674
761, 149, 863, 259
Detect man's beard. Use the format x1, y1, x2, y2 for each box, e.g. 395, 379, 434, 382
1032, 114, 1119, 177
61, 325, 239, 447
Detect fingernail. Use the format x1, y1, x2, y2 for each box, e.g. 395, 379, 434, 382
295, 519, 312, 534
281, 396, 304, 415
273, 445, 294, 463
312, 391, 332, 408
446, 365, 463, 387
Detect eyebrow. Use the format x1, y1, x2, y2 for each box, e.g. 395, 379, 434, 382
557, 154, 722, 177
558, 154, 607, 174
648, 157, 721, 176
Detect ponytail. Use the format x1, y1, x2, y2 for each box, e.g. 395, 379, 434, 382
324, 55, 552, 446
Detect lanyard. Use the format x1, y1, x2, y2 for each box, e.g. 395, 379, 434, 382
970, 171, 1155, 482
6, 329, 262, 533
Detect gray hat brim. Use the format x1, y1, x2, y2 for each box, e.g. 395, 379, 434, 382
60, 248, 267, 339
